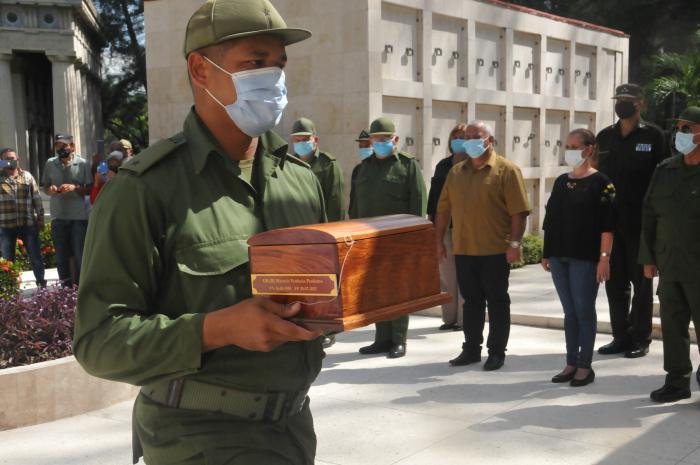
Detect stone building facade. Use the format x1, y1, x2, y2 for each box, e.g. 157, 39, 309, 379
0, 0, 103, 179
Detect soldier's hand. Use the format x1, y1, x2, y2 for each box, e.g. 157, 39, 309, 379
48, 185, 59, 196
541, 258, 551, 272
643, 264, 658, 279
202, 297, 322, 353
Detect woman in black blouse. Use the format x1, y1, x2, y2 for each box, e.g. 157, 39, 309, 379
542, 128, 616, 387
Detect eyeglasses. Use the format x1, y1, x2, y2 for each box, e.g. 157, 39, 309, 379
678, 125, 693, 134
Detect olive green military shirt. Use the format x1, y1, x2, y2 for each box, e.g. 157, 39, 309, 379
639, 154, 700, 281
348, 150, 427, 219
306, 148, 345, 221
73, 109, 327, 393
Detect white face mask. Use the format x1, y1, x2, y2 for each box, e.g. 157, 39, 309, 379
675, 132, 698, 155
204, 57, 288, 137
564, 149, 585, 169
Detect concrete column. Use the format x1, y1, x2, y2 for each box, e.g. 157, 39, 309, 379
0, 52, 18, 149
47, 54, 77, 142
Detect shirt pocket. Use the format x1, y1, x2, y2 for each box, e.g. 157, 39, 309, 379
382, 178, 408, 202
175, 238, 251, 314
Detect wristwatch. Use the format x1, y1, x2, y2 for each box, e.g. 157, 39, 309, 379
508, 240, 521, 249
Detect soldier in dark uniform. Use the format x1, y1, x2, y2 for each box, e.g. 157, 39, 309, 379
349, 117, 427, 359
596, 83, 668, 358
73, 1, 328, 464
640, 106, 700, 403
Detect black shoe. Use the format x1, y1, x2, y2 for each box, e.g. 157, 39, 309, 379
449, 349, 481, 366
439, 323, 455, 331
551, 368, 577, 383
322, 334, 336, 349
483, 354, 505, 371
570, 368, 595, 387
650, 384, 691, 403
388, 344, 406, 359
598, 339, 631, 355
624, 344, 649, 359
359, 342, 391, 355
453, 325, 463, 331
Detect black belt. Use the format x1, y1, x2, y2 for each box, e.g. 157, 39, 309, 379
140, 378, 309, 422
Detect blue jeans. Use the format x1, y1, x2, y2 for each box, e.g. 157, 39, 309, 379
549, 257, 599, 368
51, 219, 88, 287
0, 225, 46, 285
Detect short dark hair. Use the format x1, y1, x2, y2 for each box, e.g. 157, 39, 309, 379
0, 148, 16, 158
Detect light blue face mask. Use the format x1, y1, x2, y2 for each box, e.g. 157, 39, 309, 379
464, 138, 489, 158
675, 132, 698, 155
450, 138, 467, 154
358, 147, 374, 160
294, 140, 315, 157
204, 57, 288, 137
372, 140, 395, 158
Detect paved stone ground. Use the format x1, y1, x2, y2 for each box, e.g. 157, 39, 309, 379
2, 265, 698, 465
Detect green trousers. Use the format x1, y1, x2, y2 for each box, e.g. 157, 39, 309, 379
374, 315, 409, 345
134, 393, 316, 465
658, 278, 700, 388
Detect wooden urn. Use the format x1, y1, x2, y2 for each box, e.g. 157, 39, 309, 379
247, 214, 451, 332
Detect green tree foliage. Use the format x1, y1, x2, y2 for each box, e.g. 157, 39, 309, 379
646, 29, 700, 124
94, 0, 148, 152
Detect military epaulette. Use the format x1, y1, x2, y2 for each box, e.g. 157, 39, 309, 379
318, 150, 337, 161
285, 153, 311, 169
121, 133, 186, 176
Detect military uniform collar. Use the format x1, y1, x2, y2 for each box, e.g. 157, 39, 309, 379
372, 149, 400, 162
184, 109, 289, 174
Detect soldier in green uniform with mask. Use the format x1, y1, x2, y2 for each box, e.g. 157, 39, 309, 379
640, 106, 700, 404
349, 117, 428, 358
290, 117, 345, 222
72, 1, 327, 464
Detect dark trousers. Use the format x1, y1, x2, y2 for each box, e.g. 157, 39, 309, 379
51, 219, 88, 287
374, 315, 409, 345
605, 230, 653, 345
455, 254, 511, 356
549, 257, 599, 368
0, 225, 45, 286
658, 278, 700, 389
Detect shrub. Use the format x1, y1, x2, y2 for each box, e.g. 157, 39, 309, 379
522, 235, 544, 265
0, 258, 21, 300
511, 234, 544, 269
0, 286, 77, 369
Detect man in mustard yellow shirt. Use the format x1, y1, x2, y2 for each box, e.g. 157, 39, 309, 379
436, 121, 530, 371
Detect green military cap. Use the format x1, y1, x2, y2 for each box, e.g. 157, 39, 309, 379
290, 117, 316, 136
676, 107, 700, 125
369, 117, 396, 136
613, 83, 643, 99
355, 130, 370, 141
184, 0, 312, 56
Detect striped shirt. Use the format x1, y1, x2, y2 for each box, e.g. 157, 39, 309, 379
0, 169, 44, 228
